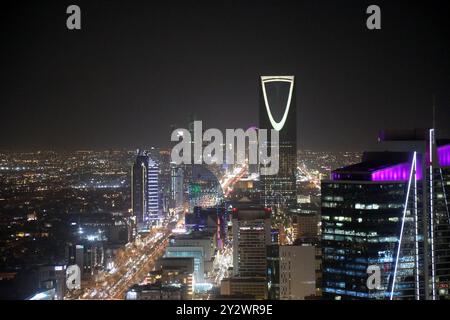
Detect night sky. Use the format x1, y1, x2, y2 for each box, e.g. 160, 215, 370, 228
1, 0, 449, 151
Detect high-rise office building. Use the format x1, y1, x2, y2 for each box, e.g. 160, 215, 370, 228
171, 164, 184, 209
232, 203, 271, 277
38, 265, 67, 300
279, 245, 316, 300
321, 129, 450, 300
147, 156, 160, 225
266, 245, 280, 299
132, 150, 160, 230
220, 277, 268, 299
267, 241, 319, 300
290, 203, 321, 240
65, 242, 104, 280
259, 76, 297, 208
221, 203, 270, 298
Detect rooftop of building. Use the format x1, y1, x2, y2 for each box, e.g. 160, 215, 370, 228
169, 230, 215, 241
128, 283, 184, 293
289, 202, 320, 215
149, 267, 191, 275
221, 277, 268, 283
231, 206, 271, 221
329, 135, 450, 182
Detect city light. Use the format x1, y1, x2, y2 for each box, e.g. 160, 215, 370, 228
1, 1, 449, 306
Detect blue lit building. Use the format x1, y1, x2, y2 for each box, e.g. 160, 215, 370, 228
147, 156, 160, 226
321, 129, 450, 300
132, 150, 160, 230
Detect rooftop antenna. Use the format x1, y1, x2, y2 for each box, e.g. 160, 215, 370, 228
432, 94, 436, 130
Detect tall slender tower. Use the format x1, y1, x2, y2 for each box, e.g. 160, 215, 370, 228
259, 76, 297, 208
171, 164, 184, 209
132, 150, 160, 231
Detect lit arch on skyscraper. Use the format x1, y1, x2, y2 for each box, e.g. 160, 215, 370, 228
261, 75, 295, 131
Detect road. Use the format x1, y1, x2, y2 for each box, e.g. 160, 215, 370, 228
212, 244, 232, 285
297, 164, 321, 190
65, 227, 172, 300
220, 165, 248, 197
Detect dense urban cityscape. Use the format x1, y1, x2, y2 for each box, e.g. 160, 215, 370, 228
1, 1, 450, 307
1, 85, 450, 301
0, 146, 363, 299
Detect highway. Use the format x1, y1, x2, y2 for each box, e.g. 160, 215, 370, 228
220, 165, 248, 197
297, 164, 321, 189
65, 226, 173, 300
212, 244, 232, 285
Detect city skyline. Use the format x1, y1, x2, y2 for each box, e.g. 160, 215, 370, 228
1, 0, 450, 305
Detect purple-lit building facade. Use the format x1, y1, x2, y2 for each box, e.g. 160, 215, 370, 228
322, 129, 450, 300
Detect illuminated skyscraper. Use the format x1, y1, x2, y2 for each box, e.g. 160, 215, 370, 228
132, 150, 160, 230
220, 203, 271, 299
147, 157, 160, 226
171, 164, 184, 209
232, 203, 271, 277
38, 265, 66, 300
259, 76, 297, 208
321, 129, 450, 300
